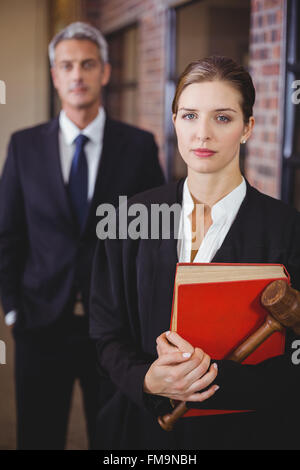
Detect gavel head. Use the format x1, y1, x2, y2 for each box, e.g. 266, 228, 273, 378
261, 280, 300, 335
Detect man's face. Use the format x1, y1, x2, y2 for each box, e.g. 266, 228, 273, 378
51, 39, 110, 111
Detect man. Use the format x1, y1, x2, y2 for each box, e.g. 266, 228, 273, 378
0, 22, 164, 450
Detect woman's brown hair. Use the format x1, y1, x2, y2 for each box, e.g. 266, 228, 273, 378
172, 55, 255, 124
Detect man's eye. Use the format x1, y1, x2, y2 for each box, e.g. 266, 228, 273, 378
216, 115, 230, 123
60, 63, 72, 71
183, 113, 196, 120
83, 61, 96, 70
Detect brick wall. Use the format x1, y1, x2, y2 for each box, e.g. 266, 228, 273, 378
246, 0, 286, 197
83, 0, 286, 194
83, 0, 169, 173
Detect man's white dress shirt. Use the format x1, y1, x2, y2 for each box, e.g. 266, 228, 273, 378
59, 107, 105, 200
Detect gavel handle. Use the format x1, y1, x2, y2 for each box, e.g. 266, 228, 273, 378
157, 401, 188, 432
227, 314, 283, 362
158, 314, 284, 431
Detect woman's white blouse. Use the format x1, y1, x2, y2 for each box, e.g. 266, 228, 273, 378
177, 177, 247, 263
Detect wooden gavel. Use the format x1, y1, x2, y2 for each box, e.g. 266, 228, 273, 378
158, 279, 300, 431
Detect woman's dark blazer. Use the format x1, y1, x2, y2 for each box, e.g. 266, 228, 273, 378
89, 178, 300, 450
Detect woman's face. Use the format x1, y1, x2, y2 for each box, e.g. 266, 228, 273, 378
173, 80, 254, 178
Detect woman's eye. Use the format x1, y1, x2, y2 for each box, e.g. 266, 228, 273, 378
183, 113, 196, 120
216, 115, 230, 123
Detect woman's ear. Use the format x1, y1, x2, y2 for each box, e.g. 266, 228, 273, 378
241, 116, 255, 144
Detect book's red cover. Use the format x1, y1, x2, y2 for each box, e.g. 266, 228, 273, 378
170, 263, 288, 417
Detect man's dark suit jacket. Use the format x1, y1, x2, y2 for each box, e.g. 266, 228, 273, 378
90, 178, 300, 450
0, 115, 165, 330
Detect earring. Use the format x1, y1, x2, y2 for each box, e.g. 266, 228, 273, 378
241, 140, 246, 144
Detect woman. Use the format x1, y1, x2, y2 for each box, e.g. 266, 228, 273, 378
90, 56, 300, 450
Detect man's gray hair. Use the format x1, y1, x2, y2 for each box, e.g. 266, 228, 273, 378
48, 21, 109, 67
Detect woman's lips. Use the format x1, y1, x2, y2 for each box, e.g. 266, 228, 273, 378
192, 148, 216, 157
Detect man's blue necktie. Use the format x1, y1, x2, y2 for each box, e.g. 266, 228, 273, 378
69, 134, 89, 229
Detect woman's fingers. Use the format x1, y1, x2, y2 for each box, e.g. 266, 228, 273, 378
157, 350, 193, 366
156, 331, 195, 357
164, 331, 195, 355
158, 348, 205, 370
156, 333, 178, 356
159, 351, 215, 393
160, 364, 219, 402
182, 352, 211, 383
146, 336, 218, 403
144, 351, 194, 394
185, 383, 220, 403
157, 345, 212, 384
162, 357, 205, 385
184, 362, 218, 396
166, 355, 216, 398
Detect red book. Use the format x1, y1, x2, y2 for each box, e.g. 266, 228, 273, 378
170, 263, 289, 417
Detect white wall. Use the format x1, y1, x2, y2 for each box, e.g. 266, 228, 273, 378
0, 0, 50, 171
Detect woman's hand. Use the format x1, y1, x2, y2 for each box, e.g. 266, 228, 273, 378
156, 331, 194, 357
144, 331, 219, 403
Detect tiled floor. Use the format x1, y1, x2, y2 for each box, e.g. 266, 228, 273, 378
0, 310, 88, 450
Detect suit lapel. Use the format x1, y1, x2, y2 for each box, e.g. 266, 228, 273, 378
148, 178, 253, 278
42, 118, 76, 229
148, 180, 184, 344
211, 180, 254, 263
82, 117, 123, 235
41, 116, 126, 236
